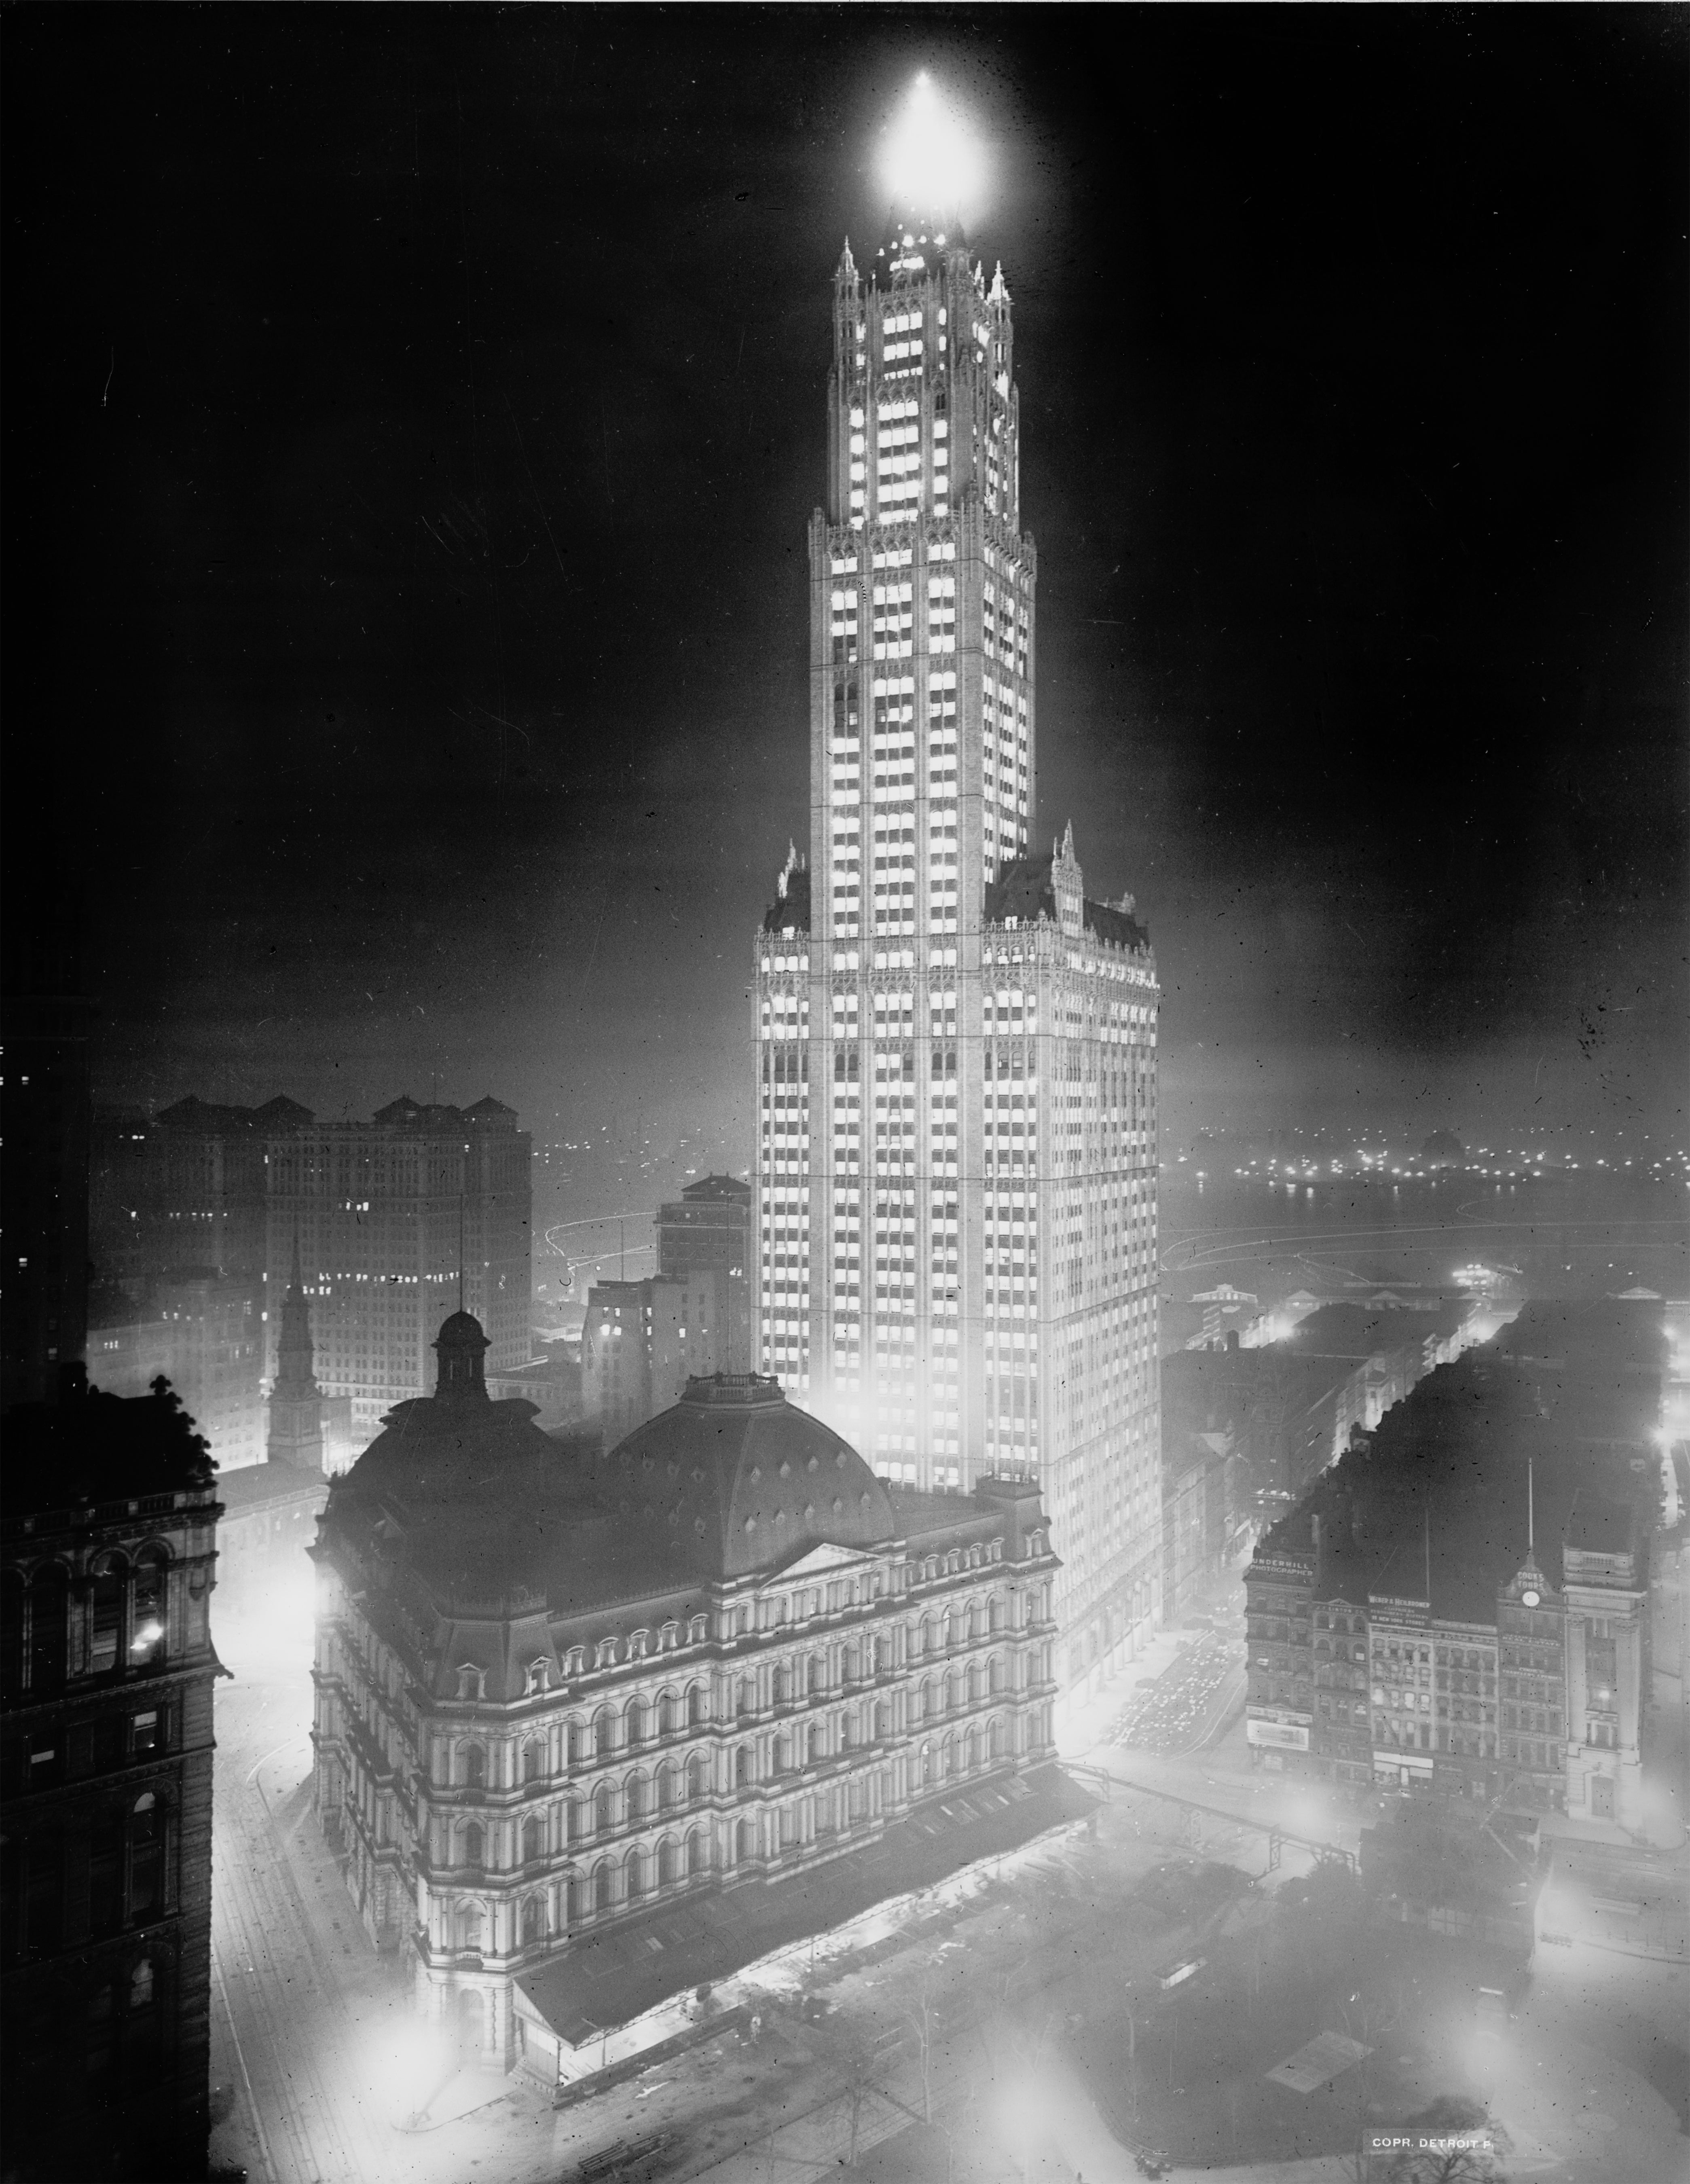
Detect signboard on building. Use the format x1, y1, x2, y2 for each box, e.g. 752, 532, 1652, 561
1248, 1718, 1311, 1752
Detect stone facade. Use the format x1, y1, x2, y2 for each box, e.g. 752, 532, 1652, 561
310, 1323, 1059, 2071
0, 1385, 221, 2180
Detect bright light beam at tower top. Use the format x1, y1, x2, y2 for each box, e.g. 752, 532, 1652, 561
878, 72, 986, 226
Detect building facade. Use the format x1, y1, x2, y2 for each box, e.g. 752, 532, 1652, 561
580, 1274, 715, 1443
264, 1094, 533, 1448
1244, 1310, 1661, 1833
753, 211, 1161, 1687
0, 1384, 221, 2182
88, 1270, 267, 1473
657, 1174, 752, 1375
311, 1318, 1060, 2075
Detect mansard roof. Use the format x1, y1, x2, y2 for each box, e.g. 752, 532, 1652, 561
984, 850, 1152, 952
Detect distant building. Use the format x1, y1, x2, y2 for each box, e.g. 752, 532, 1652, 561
263, 1094, 533, 1450
266, 1242, 325, 1473
0, 1382, 222, 2182
311, 1319, 1065, 2081
87, 1270, 266, 1473
1160, 1432, 1239, 1623
89, 1094, 312, 1290
1282, 1300, 1480, 1460
657, 1175, 752, 1374
1242, 1301, 1664, 1833
487, 1348, 584, 1432
91, 1090, 534, 1459
580, 1275, 715, 1443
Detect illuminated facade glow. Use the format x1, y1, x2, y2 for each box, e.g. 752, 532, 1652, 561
755, 202, 1163, 1685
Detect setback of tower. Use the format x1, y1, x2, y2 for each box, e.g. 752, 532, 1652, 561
753, 213, 1164, 1686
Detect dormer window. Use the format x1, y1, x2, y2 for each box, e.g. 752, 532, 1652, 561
525, 1659, 549, 1696
629, 1630, 650, 1661
565, 1647, 587, 1678
660, 1620, 681, 1651
456, 1664, 485, 1702
595, 1638, 618, 1670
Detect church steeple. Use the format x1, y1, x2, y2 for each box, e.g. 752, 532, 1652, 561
267, 1236, 325, 1473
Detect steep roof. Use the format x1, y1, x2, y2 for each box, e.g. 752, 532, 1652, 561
983, 851, 1152, 951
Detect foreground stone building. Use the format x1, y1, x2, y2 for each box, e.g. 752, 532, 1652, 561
1, 1382, 222, 2181
311, 1313, 1064, 2080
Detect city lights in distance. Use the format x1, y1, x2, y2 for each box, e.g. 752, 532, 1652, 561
880, 73, 986, 224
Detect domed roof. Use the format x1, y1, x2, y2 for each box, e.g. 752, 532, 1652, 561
338, 1311, 550, 1504
602, 1375, 897, 1581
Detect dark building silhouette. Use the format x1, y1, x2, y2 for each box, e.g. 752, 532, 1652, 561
1, 1384, 222, 2182
656, 1174, 752, 1374
266, 1241, 325, 1475
1, 921, 93, 1413
86, 1270, 266, 1473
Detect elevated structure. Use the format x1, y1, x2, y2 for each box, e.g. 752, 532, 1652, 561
754, 201, 1161, 1688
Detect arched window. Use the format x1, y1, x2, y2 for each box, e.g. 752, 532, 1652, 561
594, 1782, 614, 1835
521, 1896, 544, 1946
990, 1655, 1005, 1694
594, 1710, 615, 1759
989, 1716, 1005, 1757
27, 1565, 68, 1691
964, 1728, 979, 1774
657, 1765, 676, 1810
462, 1822, 484, 1868
593, 1860, 613, 1911
625, 1849, 645, 1900
455, 1904, 483, 1952
130, 1552, 168, 1666
89, 1560, 125, 1676
735, 1817, 755, 1862
522, 1740, 544, 1785
734, 1745, 752, 1788
130, 1792, 164, 1919
687, 1683, 707, 1727
461, 1744, 486, 1790
459, 1987, 485, 2042
567, 1800, 584, 1843
920, 1740, 934, 1786
626, 1697, 647, 1746
659, 1689, 680, 1735
626, 1773, 647, 1821
658, 1837, 680, 1886
129, 1958, 153, 2010
521, 1814, 544, 1864
686, 1752, 707, 1801
566, 1874, 588, 1924
457, 1664, 484, 1701
686, 1828, 706, 1878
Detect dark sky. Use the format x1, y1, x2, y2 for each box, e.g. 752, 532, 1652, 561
4, 6, 1685, 1161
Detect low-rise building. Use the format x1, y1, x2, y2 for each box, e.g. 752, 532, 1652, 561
310, 1315, 1063, 2078
1243, 1302, 1664, 1833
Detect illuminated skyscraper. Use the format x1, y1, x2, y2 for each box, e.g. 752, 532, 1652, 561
754, 186, 1163, 1684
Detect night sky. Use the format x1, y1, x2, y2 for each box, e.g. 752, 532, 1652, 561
4, 7, 1684, 1166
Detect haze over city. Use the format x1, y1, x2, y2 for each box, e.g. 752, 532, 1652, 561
2, 13, 1686, 2184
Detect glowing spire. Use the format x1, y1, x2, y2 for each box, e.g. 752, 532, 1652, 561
879, 72, 986, 224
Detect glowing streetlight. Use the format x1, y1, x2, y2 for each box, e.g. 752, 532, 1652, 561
879, 72, 986, 224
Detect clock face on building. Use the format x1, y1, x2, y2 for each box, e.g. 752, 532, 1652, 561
1521, 1589, 1540, 1607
